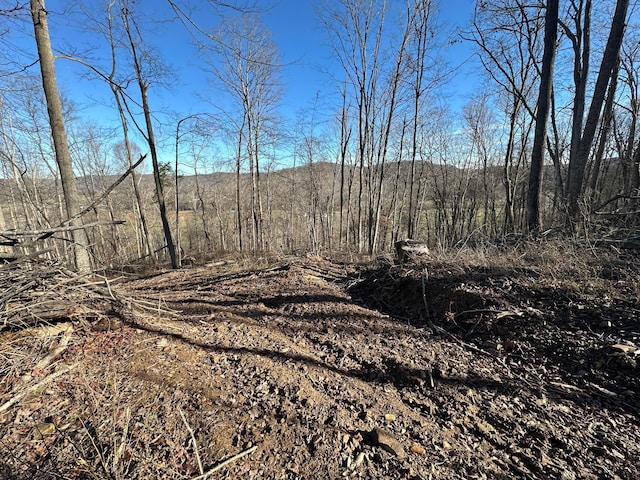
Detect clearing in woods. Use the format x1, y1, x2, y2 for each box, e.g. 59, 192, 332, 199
1, 244, 639, 479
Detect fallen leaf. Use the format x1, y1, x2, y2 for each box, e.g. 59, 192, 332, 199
36, 423, 56, 435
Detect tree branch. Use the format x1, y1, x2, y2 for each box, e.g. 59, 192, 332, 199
57, 153, 147, 227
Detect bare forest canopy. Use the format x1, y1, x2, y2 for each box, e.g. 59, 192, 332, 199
1, 0, 640, 270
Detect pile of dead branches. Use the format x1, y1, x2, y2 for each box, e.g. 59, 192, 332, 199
0, 251, 185, 335
0, 257, 129, 331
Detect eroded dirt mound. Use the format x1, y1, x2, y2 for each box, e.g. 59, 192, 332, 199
1, 252, 639, 479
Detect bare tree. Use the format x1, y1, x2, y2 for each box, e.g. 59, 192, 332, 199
120, 5, 178, 267
29, 0, 91, 272
336, 81, 353, 250
619, 35, 640, 197
527, 0, 559, 233
406, 0, 436, 240
104, 2, 155, 264
566, 0, 630, 224
208, 14, 281, 251
561, 0, 592, 202
469, 0, 543, 233
322, 0, 385, 252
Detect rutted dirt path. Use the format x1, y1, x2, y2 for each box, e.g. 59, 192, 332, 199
1, 252, 639, 479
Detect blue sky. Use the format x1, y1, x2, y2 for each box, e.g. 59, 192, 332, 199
54, 0, 476, 118
4, 0, 479, 169
266, 0, 478, 117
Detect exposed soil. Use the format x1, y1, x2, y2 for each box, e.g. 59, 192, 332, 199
1, 246, 640, 479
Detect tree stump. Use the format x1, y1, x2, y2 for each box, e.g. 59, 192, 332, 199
394, 239, 429, 263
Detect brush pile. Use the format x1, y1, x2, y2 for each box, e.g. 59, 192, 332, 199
0, 257, 128, 332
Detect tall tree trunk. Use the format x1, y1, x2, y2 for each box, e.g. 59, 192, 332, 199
338, 83, 351, 250
30, 0, 91, 272
567, 0, 630, 224
236, 115, 245, 251
370, 2, 413, 254
527, 0, 559, 233
122, 9, 177, 268
407, 0, 432, 240
253, 126, 264, 250
502, 102, 520, 233
105, 3, 153, 263
588, 57, 620, 200
566, 0, 592, 180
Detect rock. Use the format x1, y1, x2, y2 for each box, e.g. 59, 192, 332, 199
371, 427, 405, 458
411, 443, 426, 455
384, 413, 396, 423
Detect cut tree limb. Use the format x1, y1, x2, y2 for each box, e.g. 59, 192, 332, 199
58, 153, 147, 228
0, 363, 77, 414
0, 221, 125, 243
15, 323, 74, 388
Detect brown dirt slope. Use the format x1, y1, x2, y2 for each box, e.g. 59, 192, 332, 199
0, 248, 639, 479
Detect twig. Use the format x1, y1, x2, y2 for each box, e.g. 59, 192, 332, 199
455, 308, 519, 318
0, 363, 78, 413
0, 248, 56, 271
0, 221, 125, 240
101, 275, 117, 300
191, 445, 258, 480
420, 267, 431, 322
179, 408, 203, 476
113, 406, 131, 473
33, 324, 74, 371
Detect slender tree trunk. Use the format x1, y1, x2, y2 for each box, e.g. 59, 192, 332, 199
288, 144, 297, 252
30, 0, 91, 272
105, 4, 153, 262
547, 89, 565, 214
338, 84, 351, 249
567, 0, 592, 177
407, 1, 431, 240
502, 103, 519, 233
253, 127, 264, 250
122, 126, 153, 262
370, 2, 415, 253
527, 0, 559, 234
389, 120, 407, 244
567, 0, 629, 223
122, 9, 177, 267
236, 115, 245, 251
193, 161, 212, 250
588, 57, 620, 199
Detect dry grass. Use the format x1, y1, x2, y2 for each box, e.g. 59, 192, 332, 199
424, 239, 639, 299
0, 324, 240, 479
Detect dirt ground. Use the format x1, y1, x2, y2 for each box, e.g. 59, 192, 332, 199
1, 244, 639, 479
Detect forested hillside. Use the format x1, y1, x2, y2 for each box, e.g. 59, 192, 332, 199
1, 0, 639, 269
